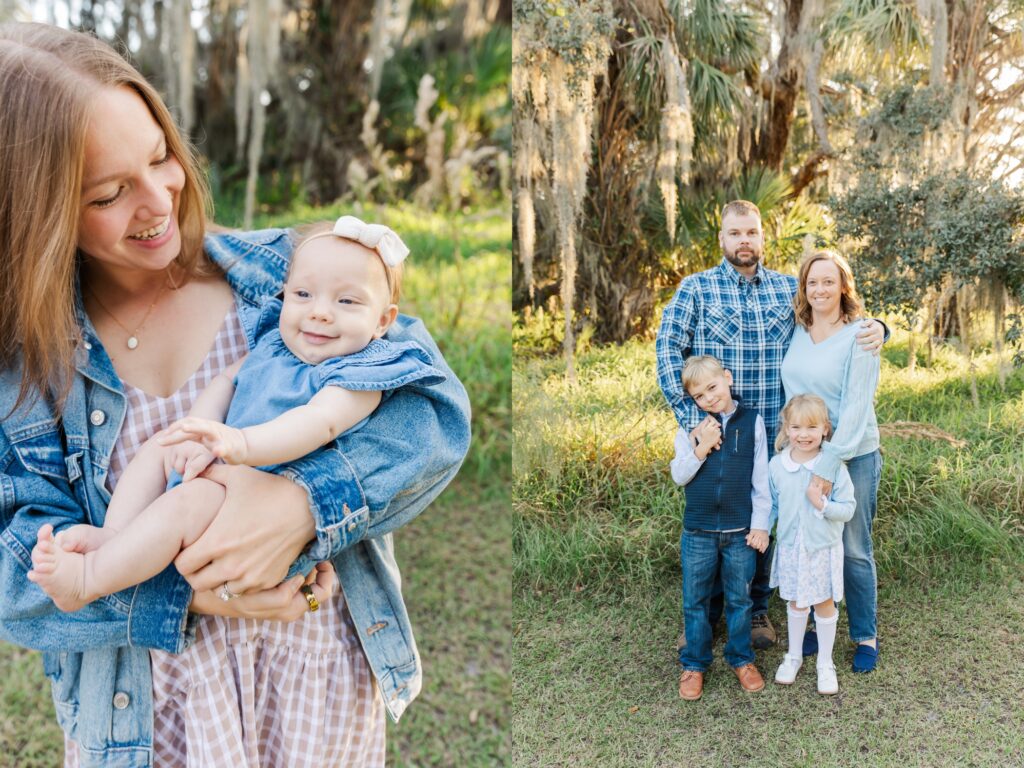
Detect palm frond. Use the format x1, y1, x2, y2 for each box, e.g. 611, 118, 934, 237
673, 0, 765, 73
687, 57, 744, 119
621, 20, 666, 128
825, 0, 927, 71
727, 166, 792, 215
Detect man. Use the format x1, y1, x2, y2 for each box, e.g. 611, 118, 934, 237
656, 199, 883, 651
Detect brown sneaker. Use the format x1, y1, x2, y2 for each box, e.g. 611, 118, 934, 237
678, 670, 704, 701
733, 663, 765, 692
750, 613, 777, 650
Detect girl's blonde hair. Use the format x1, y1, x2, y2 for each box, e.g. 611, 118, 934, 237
775, 394, 832, 453
0, 22, 214, 412
291, 221, 404, 304
793, 250, 863, 328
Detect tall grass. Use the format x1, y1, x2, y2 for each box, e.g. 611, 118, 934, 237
513, 329, 1024, 596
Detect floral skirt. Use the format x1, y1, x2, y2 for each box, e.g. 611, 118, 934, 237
770, 528, 844, 608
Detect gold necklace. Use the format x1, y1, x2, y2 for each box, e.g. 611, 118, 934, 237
85, 272, 175, 350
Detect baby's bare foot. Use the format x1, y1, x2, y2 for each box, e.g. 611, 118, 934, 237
56, 524, 116, 554
27, 524, 92, 612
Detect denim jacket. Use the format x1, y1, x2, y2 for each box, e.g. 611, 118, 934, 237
0, 229, 471, 767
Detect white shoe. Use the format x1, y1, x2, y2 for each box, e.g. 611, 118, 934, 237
774, 654, 803, 685
817, 662, 838, 695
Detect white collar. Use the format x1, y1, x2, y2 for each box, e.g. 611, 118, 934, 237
779, 448, 822, 473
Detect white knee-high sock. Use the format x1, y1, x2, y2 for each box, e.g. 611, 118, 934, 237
787, 605, 809, 659
816, 611, 839, 667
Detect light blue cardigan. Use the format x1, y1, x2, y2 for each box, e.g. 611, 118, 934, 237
768, 450, 856, 552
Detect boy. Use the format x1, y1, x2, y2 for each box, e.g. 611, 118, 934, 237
670, 355, 771, 700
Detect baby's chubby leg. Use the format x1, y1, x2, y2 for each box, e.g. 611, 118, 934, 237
105, 431, 182, 532
31, 432, 184, 582
28, 478, 226, 612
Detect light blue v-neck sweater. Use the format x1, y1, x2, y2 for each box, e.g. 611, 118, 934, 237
780, 321, 881, 482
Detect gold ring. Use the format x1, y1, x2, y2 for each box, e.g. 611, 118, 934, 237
300, 584, 320, 612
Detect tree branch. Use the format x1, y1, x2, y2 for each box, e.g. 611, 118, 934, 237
789, 150, 832, 198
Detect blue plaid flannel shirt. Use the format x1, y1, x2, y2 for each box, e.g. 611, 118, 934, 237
656, 259, 798, 445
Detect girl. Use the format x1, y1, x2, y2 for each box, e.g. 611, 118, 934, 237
768, 394, 856, 695
29, 217, 445, 612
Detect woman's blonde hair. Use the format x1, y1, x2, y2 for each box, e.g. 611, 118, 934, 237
793, 250, 863, 328
291, 221, 405, 304
774, 394, 832, 453
0, 22, 214, 412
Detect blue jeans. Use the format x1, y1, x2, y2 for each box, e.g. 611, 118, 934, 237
843, 450, 882, 642
706, 537, 773, 625
680, 529, 756, 670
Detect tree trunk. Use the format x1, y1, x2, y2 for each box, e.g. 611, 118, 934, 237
750, 0, 804, 170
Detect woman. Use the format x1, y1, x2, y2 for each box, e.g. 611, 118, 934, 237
0, 22, 470, 767
780, 250, 882, 674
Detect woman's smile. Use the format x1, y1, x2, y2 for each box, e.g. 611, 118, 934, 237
127, 215, 175, 249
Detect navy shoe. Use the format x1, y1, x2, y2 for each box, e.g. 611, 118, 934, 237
852, 640, 879, 673
802, 629, 818, 657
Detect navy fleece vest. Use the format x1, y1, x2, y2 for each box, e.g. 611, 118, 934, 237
683, 404, 757, 531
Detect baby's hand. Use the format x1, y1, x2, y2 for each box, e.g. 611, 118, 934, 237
166, 440, 216, 482
746, 529, 769, 553
160, 418, 249, 465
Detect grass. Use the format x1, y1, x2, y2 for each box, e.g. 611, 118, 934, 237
513, 327, 1024, 766
513, 579, 1024, 767
0, 202, 511, 767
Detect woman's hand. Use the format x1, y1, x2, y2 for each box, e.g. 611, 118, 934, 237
189, 562, 337, 622
174, 463, 317, 594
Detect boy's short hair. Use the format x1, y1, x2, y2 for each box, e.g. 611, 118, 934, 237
289, 220, 404, 303
682, 355, 728, 392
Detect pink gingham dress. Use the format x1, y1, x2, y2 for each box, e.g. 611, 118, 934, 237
64, 304, 386, 768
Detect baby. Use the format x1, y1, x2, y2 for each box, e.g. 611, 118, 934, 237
29, 216, 445, 611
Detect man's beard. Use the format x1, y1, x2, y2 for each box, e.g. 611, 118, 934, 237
723, 246, 761, 269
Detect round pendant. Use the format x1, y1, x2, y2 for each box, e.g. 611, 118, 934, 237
127, 336, 139, 350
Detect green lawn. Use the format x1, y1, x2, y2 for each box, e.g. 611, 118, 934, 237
513, 329, 1024, 766
513, 577, 1024, 767
0, 202, 511, 767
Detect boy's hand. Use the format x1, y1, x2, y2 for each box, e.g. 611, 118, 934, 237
806, 476, 828, 511
856, 318, 885, 355
746, 529, 769, 553
165, 440, 217, 482
160, 417, 250, 465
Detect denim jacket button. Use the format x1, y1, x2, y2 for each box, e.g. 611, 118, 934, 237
89, 410, 106, 426
83, 341, 92, 350
112, 692, 130, 710
347, 521, 357, 532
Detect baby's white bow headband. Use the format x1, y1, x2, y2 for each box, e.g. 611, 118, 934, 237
332, 215, 409, 266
